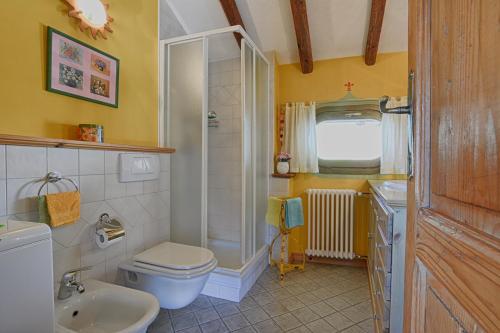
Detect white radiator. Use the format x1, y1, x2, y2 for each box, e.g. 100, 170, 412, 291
306, 189, 356, 259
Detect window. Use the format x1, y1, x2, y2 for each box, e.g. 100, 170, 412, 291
317, 119, 381, 160
316, 115, 382, 175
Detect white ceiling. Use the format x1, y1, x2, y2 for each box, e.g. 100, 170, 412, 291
165, 0, 408, 64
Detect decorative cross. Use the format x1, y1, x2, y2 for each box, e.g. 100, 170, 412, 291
344, 81, 354, 91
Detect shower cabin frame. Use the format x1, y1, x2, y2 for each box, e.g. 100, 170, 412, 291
158, 26, 271, 267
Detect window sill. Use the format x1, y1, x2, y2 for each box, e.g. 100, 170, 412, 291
272, 173, 296, 179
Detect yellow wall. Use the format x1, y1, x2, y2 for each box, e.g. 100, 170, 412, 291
0, 0, 158, 146
277, 52, 408, 256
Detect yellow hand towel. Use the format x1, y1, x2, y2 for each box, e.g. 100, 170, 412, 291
266, 197, 282, 228
46, 191, 81, 228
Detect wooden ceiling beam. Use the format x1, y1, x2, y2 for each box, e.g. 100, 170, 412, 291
290, 0, 313, 74
365, 0, 387, 65
219, 0, 246, 47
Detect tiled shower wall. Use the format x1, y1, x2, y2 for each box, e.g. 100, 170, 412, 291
207, 58, 242, 242
0, 145, 171, 292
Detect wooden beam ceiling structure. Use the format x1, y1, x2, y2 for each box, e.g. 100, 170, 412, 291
219, 0, 246, 47
290, 0, 313, 74
365, 0, 387, 65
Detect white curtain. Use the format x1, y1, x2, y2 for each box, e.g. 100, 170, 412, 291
380, 96, 408, 174
282, 102, 319, 173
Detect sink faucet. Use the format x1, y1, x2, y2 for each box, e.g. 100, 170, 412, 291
57, 267, 91, 300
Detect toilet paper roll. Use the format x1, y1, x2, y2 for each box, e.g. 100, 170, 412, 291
96, 228, 125, 249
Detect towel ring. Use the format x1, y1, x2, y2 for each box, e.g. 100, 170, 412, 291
37, 172, 79, 197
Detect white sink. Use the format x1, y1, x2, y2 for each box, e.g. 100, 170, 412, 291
55, 279, 159, 333
381, 181, 407, 192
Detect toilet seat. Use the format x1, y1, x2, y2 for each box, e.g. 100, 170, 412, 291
132, 259, 217, 279
128, 241, 218, 279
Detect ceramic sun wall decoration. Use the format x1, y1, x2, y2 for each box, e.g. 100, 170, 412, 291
64, 0, 114, 39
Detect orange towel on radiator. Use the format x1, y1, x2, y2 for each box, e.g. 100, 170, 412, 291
46, 191, 81, 228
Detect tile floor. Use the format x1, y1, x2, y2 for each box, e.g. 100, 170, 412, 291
147, 263, 374, 333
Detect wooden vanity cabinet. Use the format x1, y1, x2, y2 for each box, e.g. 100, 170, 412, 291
368, 190, 407, 333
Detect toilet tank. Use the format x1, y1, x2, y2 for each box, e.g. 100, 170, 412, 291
0, 220, 54, 333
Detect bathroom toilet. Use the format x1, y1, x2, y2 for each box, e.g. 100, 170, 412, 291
119, 241, 217, 309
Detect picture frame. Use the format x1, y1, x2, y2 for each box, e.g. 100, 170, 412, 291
46, 26, 119, 108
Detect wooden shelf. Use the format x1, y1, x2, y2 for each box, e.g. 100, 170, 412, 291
0, 134, 175, 154
272, 173, 296, 178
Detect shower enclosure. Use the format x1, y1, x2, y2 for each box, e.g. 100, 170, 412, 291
159, 27, 270, 271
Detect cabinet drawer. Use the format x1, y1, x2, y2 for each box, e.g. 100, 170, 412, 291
375, 224, 392, 272
375, 247, 392, 301
372, 195, 393, 243
373, 284, 390, 333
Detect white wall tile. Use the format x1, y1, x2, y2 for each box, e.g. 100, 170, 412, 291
159, 171, 170, 191
107, 197, 150, 229
143, 220, 162, 248
13, 211, 40, 222
7, 178, 44, 214
6, 146, 47, 178
105, 254, 126, 283
207, 58, 242, 242
79, 175, 105, 203
105, 173, 126, 199
207, 189, 232, 215
51, 219, 88, 248
125, 224, 144, 258
231, 176, 242, 190
137, 193, 169, 219
143, 180, 160, 194
1, 144, 171, 294
159, 154, 170, 172
105, 151, 121, 174
0, 145, 5, 179
232, 70, 241, 85
81, 261, 106, 282
207, 174, 231, 190
105, 237, 126, 260
156, 217, 171, 243
81, 201, 118, 226
80, 238, 105, 268
208, 134, 233, 148
220, 72, 232, 86
69, 223, 94, 247
232, 118, 242, 133
0, 180, 6, 217
53, 245, 81, 283
125, 181, 143, 196
79, 202, 102, 223
158, 191, 170, 206
79, 150, 104, 175
48, 148, 78, 176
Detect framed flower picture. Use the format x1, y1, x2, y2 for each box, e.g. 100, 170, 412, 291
46, 27, 119, 108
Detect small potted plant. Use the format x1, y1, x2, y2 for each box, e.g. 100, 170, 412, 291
276, 152, 292, 174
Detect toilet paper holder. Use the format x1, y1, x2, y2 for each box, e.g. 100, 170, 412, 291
95, 213, 125, 243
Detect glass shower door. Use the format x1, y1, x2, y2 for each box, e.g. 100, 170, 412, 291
165, 39, 206, 247
255, 53, 269, 252
242, 39, 254, 264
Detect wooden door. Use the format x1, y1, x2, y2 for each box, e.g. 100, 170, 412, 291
405, 0, 500, 332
